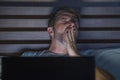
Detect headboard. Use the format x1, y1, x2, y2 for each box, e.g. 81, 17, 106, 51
0, 0, 120, 56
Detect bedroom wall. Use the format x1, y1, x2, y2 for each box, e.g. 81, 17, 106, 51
0, 0, 120, 55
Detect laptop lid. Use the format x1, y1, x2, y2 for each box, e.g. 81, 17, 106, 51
2, 57, 95, 80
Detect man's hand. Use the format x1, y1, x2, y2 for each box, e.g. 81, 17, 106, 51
65, 27, 80, 57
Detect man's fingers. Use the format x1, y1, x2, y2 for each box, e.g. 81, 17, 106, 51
67, 28, 75, 43
69, 29, 73, 41
67, 29, 71, 43
71, 28, 75, 42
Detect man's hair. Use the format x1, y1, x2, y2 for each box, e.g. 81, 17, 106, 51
48, 7, 80, 27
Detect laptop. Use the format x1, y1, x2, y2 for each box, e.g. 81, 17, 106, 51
2, 57, 95, 80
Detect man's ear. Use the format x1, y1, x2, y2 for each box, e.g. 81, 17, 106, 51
47, 27, 54, 36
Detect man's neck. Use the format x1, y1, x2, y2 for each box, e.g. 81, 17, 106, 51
48, 40, 68, 55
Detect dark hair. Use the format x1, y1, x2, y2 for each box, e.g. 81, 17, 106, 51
48, 7, 80, 27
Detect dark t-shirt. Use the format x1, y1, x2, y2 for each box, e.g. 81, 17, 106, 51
21, 50, 68, 57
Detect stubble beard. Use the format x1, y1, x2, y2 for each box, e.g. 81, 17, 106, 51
54, 32, 67, 46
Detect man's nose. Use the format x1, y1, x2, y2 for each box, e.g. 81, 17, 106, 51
68, 22, 75, 28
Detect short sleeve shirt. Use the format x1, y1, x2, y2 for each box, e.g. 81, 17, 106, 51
21, 50, 68, 57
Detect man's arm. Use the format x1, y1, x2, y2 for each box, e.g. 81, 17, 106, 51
66, 29, 115, 80
66, 26, 115, 80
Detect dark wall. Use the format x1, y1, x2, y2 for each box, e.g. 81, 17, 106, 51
0, 0, 120, 55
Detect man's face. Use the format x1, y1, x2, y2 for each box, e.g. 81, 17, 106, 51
53, 12, 79, 44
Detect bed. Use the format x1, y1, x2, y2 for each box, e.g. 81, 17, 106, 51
0, 0, 120, 80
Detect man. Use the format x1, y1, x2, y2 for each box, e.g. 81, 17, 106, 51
21, 7, 115, 80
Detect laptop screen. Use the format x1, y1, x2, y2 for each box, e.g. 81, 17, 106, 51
2, 57, 95, 80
